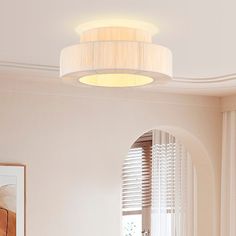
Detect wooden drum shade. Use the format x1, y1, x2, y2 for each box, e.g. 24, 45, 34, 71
60, 20, 172, 87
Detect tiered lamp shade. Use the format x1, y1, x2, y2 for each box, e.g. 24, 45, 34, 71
60, 20, 172, 87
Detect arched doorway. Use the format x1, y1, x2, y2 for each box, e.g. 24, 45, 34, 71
122, 128, 215, 236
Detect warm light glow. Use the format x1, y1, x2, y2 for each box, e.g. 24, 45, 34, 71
76, 19, 159, 36
79, 74, 153, 87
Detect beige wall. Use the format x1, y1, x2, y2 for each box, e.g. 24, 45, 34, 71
221, 94, 236, 111
0, 87, 221, 236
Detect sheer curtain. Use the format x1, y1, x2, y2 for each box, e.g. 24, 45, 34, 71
221, 111, 236, 236
151, 130, 196, 236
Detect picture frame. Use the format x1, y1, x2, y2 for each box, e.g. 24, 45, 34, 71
0, 164, 25, 236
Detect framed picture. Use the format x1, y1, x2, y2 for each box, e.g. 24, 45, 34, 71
0, 164, 25, 236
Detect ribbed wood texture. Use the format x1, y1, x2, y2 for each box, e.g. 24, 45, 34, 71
60, 41, 172, 80
80, 27, 152, 42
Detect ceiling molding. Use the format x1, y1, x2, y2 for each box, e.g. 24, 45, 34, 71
1, 60, 236, 83
0, 61, 58, 72
0, 61, 236, 96
174, 74, 236, 83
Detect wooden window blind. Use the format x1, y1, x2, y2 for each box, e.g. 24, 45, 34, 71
122, 131, 152, 213
122, 131, 179, 212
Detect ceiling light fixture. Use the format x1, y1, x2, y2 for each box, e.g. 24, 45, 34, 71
60, 19, 172, 87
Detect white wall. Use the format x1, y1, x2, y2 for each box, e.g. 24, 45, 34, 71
0, 85, 221, 236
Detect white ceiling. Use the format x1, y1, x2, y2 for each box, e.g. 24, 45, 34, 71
1, 0, 236, 96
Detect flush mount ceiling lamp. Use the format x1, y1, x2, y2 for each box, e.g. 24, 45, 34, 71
60, 19, 173, 87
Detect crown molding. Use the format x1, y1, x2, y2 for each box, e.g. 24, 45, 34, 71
0, 61, 220, 109
0, 61, 58, 72
174, 74, 236, 83
1, 60, 236, 83
0, 61, 236, 96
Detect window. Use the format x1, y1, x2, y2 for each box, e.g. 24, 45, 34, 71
122, 130, 196, 236
122, 132, 152, 236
